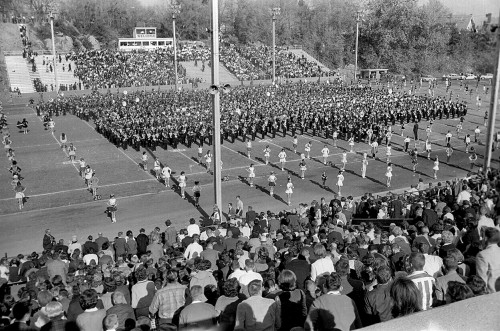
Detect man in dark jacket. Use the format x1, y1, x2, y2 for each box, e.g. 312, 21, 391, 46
114, 232, 128, 261
422, 202, 438, 229
42, 229, 54, 251
245, 206, 257, 226
82, 236, 99, 256
95, 232, 109, 251
136, 228, 149, 257
363, 265, 393, 325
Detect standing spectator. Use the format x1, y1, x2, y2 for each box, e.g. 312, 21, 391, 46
95, 232, 109, 251
3, 302, 36, 331
164, 220, 177, 247
305, 273, 362, 331
275, 270, 307, 331
389, 277, 422, 317
187, 218, 200, 237
114, 232, 128, 261
41, 301, 77, 331
200, 240, 220, 269
76, 289, 106, 331
434, 256, 466, 305
135, 228, 149, 257
106, 291, 135, 330
149, 270, 187, 330
131, 266, 156, 318
46, 252, 68, 285
310, 244, 335, 281
235, 280, 280, 331
363, 265, 393, 325
407, 252, 435, 310
43, 229, 54, 251
178, 285, 218, 329
82, 235, 99, 256
68, 236, 82, 257
284, 246, 310, 290
190, 260, 217, 289
476, 227, 500, 293
215, 278, 244, 331
126, 231, 137, 257
184, 235, 203, 260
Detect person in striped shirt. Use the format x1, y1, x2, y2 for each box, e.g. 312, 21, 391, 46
407, 252, 436, 310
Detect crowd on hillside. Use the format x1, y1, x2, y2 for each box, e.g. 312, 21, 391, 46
34, 82, 467, 153
0, 167, 500, 330
219, 44, 326, 81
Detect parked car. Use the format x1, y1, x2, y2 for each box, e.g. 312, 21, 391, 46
480, 73, 493, 80
464, 74, 477, 80
421, 74, 437, 82
442, 73, 464, 80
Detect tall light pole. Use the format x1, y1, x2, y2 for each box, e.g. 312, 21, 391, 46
483, 11, 500, 173
49, 11, 59, 93
171, 1, 181, 90
211, 0, 222, 215
354, 11, 361, 82
271, 8, 280, 84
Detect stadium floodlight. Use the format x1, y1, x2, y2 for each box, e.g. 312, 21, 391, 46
271, 7, 280, 85
171, 0, 181, 91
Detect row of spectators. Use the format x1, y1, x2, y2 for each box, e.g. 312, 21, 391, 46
1, 168, 499, 330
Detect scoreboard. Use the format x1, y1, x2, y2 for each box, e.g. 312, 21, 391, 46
133, 27, 157, 39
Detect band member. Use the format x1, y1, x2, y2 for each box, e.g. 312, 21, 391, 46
263, 145, 271, 165
386, 163, 393, 188
337, 170, 344, 196
404, 136, 411, 152
304, 141, 312, 159
197, 146, 204, 165
425, 139, 432, 160
60, 132, 68, 150
469, 148, 477, 170
299, 158, 307, 179
246, 139, 252, 159
107, 194, 118, 223
141, 151, 148, 171
348, 137, 354, 153
192, 181, 201, 207
153, 157, 161, 179
268, 171, 277, 196
293, 135, 298, 153
465, 134, 471, 153
361, 153, 368, 179
371, 140, 378, 159
386, 144, 392, 163
433, 156, 439, 179
278, 149, 287, 171
178, 171, 187, 199
247, 164, 256, 187
332, 129, 338, 147
321, 171, 328, 188
321, 145, 330, 165
341, 151, 347, 170
285, 177, 294, 205
161, 164, 172, 187
411, 148, 418, 173
205, 150, 212, 173
446, 144, 453, 163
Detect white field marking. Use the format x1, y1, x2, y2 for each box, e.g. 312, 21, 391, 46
0, 177, 159, 202
221, 144, 265, 165
51, 132, 80, 172
167, 148, 187, 152
177, 151, 200, 165
300, 134, 327, 144
13, 137, 106, 149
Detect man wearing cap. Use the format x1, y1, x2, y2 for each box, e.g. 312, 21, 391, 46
235, 280, 280, 331
178, 285, 217, 329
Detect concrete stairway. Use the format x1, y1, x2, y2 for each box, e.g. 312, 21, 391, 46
34, 55, 79, 90
288, 49, 332, 73
181, 61, 237, 84
4, 56, 34, 93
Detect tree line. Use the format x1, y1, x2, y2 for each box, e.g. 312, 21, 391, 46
7, 0, 497, 76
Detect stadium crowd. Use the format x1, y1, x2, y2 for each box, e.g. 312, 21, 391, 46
71, 49, 187, 89
35, 82, 467, 152
0, 168, 500, 330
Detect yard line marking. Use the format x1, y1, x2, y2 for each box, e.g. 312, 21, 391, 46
300, 134, 327, 144
13, 137, 106, 149
177, 151, 199, 165
51, 132, 80, 172
117, 147, 140, 166
221, 144, 265, 165
0, 178, 159, 202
